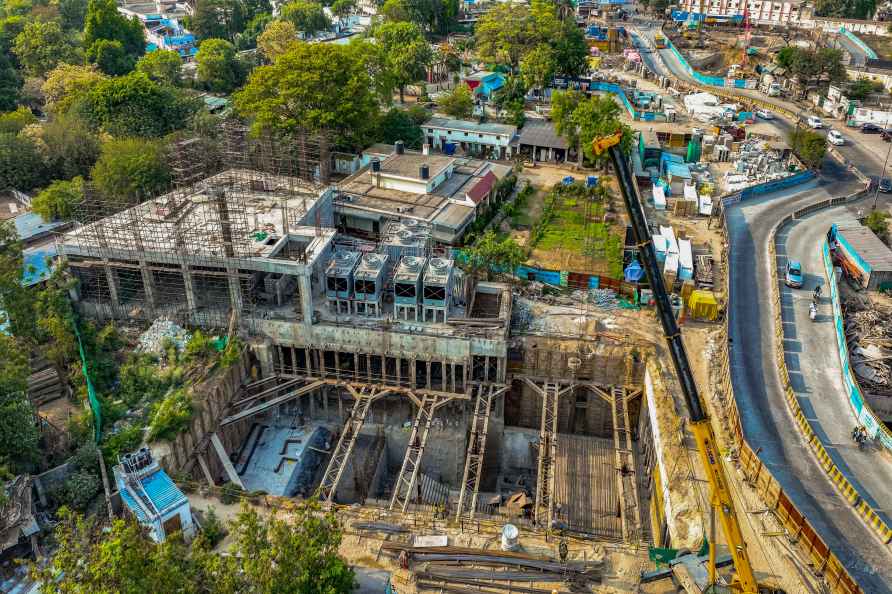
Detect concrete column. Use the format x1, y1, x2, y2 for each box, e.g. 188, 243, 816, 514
451, 364, 456, 393
225, 266, 242, 313
305, 347, 312, 374
140, 263, 157, 309
323, 385, 329, 416
497, 357, 505, 383
396, 356, 402, 386
354, 352, 359, 381
411, 358, 417, 389
182, 265, 197, 311
367, 354, 373, 382
442, 362, 447, 392
484, 357, 490, 383
381, 355, 386, 383
103, 263, 121, 308
334, 351, 341, 378
425, 360, 431, 389
298, 271, 314, 325
255, 340, 274, 378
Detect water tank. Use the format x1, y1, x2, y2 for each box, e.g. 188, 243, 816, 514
501, 524, 519, 551
371, 159, 381, 172
395, 140, 405, 154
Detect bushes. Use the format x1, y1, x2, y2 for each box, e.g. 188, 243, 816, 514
147, 389, 194, 442
201, 506, 226, 548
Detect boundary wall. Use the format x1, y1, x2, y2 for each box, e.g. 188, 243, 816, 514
663, 37, 756, 89
822, 238, 892, 453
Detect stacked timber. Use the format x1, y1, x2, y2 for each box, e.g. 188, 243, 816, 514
27, 355, 65, 406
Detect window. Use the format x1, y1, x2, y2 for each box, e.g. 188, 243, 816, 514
464, 132, 469, 136
326, 277, 348, 292
424, 285, 446, 301
355, 279, 377, 294
395, 283, 416, 298
479, 134, 484, 138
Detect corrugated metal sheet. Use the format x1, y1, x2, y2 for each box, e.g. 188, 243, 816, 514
141, 469, 188, 514
837, 220, 892, 273
120, 488, 148, 522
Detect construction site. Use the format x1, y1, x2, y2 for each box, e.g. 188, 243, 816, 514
50, 122, 706, 589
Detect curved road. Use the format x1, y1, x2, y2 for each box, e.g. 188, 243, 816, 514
628, 25, 892, 589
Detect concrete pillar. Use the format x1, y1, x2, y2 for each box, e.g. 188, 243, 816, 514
182, 265, 197, 311
140, 263, 157, 309
396, 356, 402, 386
225, 266, 242, 313
451, 364, 456, 393
305, 347, 312, 374
367, 354, 373, 382
103, 263, 121, 308
411, 358, 417, 389
334, 351, 341, 378
298, 271, 314, 325
354, 352, 359, 381
442, 362, 447, 392
425, 360, 431, 389
484, 356, 490, 383
255, 340, 275, 378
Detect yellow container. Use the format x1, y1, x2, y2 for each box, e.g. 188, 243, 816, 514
687, 290, 719, 321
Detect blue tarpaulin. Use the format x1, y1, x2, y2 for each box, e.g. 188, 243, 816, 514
13, 212, 66, 243
624, 259, 644, 282
562, 176, 575, 186
22, 246, 55, 287
586, 176, 598, 187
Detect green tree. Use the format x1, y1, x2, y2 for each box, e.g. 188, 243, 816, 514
520, 43, 554, 96
84, 0, 145, 62
0, 133, 46, 190
196, 38, 244, 93
40, 115, 100, 179
281, 0, 331, 35
439, 81, 473, 119
376, 21, 432, 103
377, 107, 423, 147
235, 41, 378, 147
0, 54, 21, 111
256, 19, 297, 61
136, 49, 182, 85
0, 106, 36, 134
235, 12, 273, 50
573, 94, 632, 165
83, 71, 198, 137
12, 20, 80, 77
503, 98, 524, 126
381, 0, 410, 21
86, 38, 133, 75
551, 88, 583, 164
865, 210, 889, 243
552, 19, 588, 78
332, 0, 355, 23
466, 230, 526, 279
59, 0, 88, 30
474, 3, 534, 70
187, 0, 251, 41
0, 334, 39, 473
492, 74, 526, 111
815, 0, 875, 20
32, 177, 84, 220
42, 63, 106, 115
789, 127, 827, 169
846, 77, 877, 100
91, 137, 171, 205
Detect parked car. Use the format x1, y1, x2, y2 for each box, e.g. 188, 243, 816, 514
785, 260, 804, 288
827, 129, 845, 145
861, 122, 883, 133
756, 109, 774, 120
880, 177, 892, 193
806, 115, 823, 129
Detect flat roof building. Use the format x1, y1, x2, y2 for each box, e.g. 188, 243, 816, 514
423, 117, 517, 160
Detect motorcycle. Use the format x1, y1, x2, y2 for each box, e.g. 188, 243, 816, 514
809, 302, 817, 321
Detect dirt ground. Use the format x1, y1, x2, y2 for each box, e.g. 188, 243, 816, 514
37, 397, 79, 430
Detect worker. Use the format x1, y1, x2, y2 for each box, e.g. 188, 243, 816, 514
559, 539, 568, 564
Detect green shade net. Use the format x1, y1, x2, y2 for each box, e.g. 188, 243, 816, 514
72, 316, 102, 443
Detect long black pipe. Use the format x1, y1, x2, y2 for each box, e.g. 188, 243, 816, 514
608, 146, 706, 422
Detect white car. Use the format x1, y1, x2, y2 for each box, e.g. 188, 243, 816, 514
756, 109, 774, 120
807, 115, 824, 129
828, 129, 845, 145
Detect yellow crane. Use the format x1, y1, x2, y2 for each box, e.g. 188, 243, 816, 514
593, 132, 759, 593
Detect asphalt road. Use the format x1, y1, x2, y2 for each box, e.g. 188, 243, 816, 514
779, 204, 892, 533
726, 174, 892, 592
627, 25, 892, 589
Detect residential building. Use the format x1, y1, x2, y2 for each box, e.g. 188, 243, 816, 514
114, 448, 195, 543
119, 3, 197, 58
463, 71, 505, 100
676, 0, 805, 25
423, 117, 517, 160
514, 120, 570, 163
337, 141, 512, 245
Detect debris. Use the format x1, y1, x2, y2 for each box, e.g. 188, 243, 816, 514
136, 319, 191, 354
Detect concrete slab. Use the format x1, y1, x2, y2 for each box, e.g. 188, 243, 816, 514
239, 419, 329, 496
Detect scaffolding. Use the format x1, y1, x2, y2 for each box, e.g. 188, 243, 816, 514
60, 121, 332, 332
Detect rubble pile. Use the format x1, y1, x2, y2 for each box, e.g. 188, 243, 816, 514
137, 318, 192, 354
722, 138, 789, 192
845, 305, 892, 394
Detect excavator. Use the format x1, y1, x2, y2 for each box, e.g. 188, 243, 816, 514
592, 132, 766, 593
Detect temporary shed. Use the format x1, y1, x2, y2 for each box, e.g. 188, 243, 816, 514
678, 239, 694, 281
687, 290, 718, 321
666, 162, 693, 195
652, 185, 666, 210
831, 220, 892, 291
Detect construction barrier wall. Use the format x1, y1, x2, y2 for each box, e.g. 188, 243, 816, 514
840, 28, 878, 60
663, 37, 757, 89
822, 239, 892, 452
719, 170, 816, 209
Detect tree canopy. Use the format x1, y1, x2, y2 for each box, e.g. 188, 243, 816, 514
42, 63, 106, 116
439, 81, 474, 119
776, 46, 846, 83
281, 0, 331, 36
84, 0, 145, 67
375, 21, 432, 103
196, 38, 245, 93
256, 19, 297, 61
815, 0, 875, 20
789, 128, 827, 169
90, 137, 171, 205
136, 50, 183, 86
31, 501, 354, 594
234, 41, 378, 147
82, 72, 198, 137
520, 43, 555, 94
32, 176, 84, 220
12, 20, 81, 77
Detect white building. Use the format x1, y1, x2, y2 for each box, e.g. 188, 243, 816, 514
678, 0, 805, 25
114, 448, 195, 543
423, 118, 517, 160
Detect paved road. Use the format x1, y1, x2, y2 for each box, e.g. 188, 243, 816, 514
726, 171, 892, 592
779, 204, 892, 533
627, 25, 892, 589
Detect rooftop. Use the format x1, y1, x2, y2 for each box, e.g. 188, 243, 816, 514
394, 256, 427, 282
61, 169, 328, 260
836, 219, 892, 270
327, 251, 361, 276
379, 152, 453, 181
515, 120, 569, 150
424, 117, 517, 137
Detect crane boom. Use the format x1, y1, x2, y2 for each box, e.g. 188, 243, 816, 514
596, 132, 759, 593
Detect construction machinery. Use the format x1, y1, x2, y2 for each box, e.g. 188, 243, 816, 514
592, 132, 760, 593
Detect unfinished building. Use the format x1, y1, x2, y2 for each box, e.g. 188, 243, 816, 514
56, 127, 667, 547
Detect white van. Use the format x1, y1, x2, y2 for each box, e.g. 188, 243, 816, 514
807, 115, 823, 129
